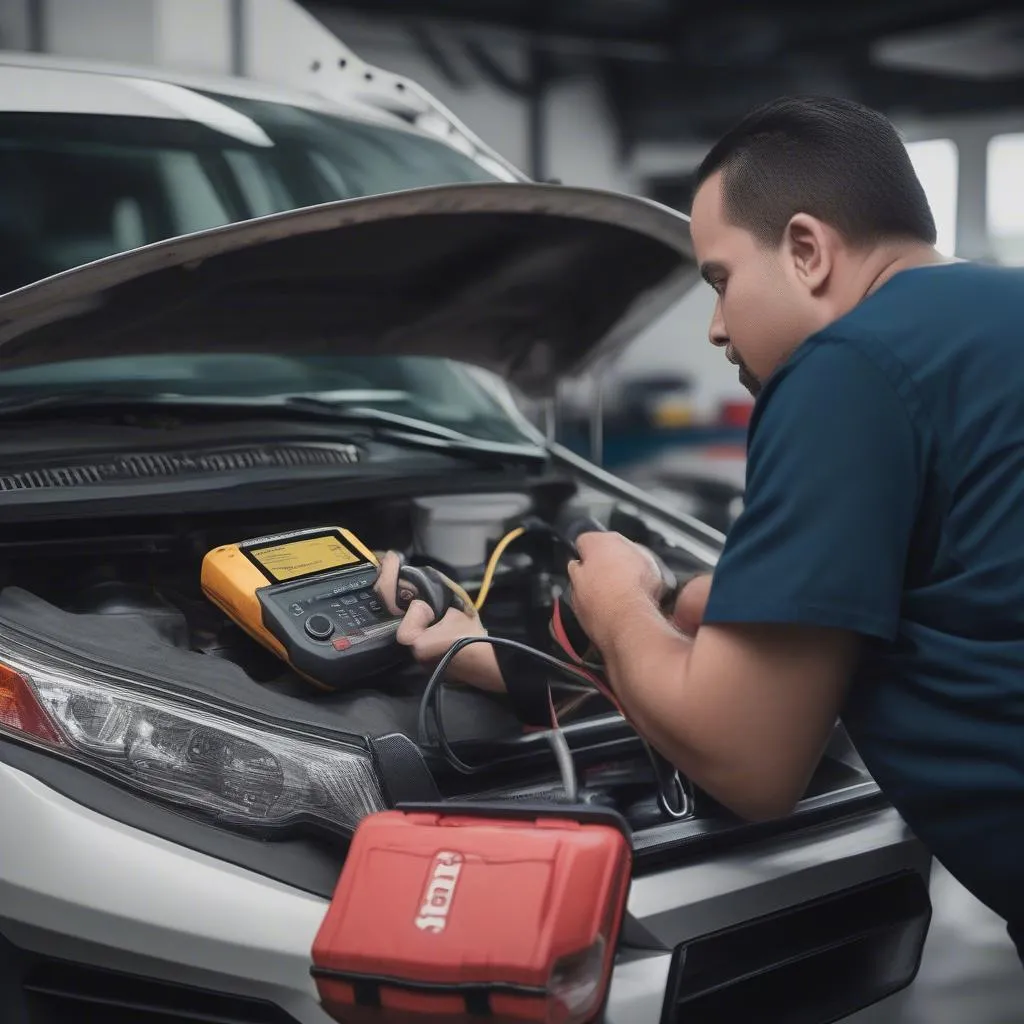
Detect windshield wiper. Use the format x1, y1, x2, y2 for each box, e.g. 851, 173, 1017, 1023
0, 390, 548, 462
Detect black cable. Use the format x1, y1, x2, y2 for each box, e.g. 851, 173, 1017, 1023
418, 634, 694, 819
413, 518, 695, 816
416, 635, 608, 778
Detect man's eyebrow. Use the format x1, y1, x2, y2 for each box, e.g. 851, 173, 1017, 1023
700, 261, 726, 285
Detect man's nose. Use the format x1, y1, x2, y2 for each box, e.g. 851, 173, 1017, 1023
709, 302, 728, 347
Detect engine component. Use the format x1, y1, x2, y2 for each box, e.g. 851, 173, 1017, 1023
411, 492, 532, 570
71, 577, 191, 649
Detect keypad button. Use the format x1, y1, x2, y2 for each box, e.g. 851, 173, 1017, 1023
304, 614, 335, 641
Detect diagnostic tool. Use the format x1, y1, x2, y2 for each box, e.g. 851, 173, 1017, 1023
201, 527, 463, 691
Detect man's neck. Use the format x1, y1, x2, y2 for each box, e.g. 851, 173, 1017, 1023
861, 243, 951, 299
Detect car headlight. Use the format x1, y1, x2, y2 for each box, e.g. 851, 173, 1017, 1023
0, 631, 385, 837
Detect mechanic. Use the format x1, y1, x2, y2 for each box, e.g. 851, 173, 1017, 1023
376, 96, 1024, 965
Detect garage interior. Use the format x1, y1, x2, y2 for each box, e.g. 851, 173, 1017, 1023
1, 0, 1023, 1021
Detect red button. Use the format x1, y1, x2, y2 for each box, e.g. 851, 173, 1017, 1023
332, 637, 351, 650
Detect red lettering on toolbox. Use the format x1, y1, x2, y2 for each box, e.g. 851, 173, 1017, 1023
414, 851, 463, 934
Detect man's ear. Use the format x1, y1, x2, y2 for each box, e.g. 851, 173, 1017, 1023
782, 213, 834, 294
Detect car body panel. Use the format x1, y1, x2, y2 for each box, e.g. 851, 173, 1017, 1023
0, 182, 698, 396
0, 48, 525, 182
0, 762, 929, 1024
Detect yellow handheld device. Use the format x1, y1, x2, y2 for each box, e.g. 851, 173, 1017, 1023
201, 527, 407, 691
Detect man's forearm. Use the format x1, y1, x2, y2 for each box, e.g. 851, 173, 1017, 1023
598, 595, 706, 776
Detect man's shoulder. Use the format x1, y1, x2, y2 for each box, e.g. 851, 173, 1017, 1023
831, 261, 1024, 345
768, 262, 1024, 412
755, 329, 910, 421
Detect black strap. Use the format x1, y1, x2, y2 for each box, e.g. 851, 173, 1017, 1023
367, 732, 442, 805
463, 987, 492, 1016
335, 973, 492, 1015
352, 979, 381, 1007
495, 644, 554, 726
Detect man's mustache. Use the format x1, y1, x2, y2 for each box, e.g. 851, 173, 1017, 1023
726, 344, 761, 397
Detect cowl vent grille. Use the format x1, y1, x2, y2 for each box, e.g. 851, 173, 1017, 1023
0, 444, 360, 491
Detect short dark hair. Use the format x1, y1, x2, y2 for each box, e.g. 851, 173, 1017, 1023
694, 96, 937, 248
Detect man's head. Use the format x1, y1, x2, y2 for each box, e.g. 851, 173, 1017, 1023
689, 96, 940, 396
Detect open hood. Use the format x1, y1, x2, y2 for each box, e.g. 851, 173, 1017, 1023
0, 182, 698, 397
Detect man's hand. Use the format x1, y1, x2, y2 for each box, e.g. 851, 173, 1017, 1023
373, 551, 505, 692
566, 531, 667, 648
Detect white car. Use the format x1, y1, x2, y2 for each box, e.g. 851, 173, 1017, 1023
0, 53, 931, 1024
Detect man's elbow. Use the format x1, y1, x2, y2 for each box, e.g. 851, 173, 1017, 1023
705, 774, 805, 823
728, 792, 801, 823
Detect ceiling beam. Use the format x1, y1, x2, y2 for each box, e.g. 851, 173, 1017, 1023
305, 0, 669, 59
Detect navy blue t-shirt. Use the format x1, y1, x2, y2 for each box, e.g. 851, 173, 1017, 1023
703, 261, 1024, 936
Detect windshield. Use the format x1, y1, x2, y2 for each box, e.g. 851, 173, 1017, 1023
0, 87, 538, 445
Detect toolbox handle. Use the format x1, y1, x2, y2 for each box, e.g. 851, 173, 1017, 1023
394, 799, 633, 841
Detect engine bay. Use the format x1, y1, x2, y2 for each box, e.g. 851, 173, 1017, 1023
0, 481, 722, 828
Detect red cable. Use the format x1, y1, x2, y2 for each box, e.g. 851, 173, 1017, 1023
550, 601, 625, 716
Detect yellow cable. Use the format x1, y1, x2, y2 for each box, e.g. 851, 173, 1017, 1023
433, 571, 476, 618
474, 526, 526, 611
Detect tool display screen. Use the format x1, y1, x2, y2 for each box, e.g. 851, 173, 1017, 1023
247, 532, 366, 583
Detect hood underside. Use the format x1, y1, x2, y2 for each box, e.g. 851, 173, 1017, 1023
0, 182, 698, 396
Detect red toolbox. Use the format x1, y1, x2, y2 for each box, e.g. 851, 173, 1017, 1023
311, 803, 633, 1024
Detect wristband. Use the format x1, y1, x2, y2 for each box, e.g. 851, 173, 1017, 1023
494, 644, 553, 725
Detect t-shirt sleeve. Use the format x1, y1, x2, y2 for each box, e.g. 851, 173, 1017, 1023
703, 338, 922, 642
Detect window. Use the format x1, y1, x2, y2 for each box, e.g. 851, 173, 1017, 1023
987, 133, 1024, 266
0, 96, 536, 444
905, 138, 958, 257
0, 94, 499, 294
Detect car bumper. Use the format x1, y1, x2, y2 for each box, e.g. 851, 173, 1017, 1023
0, 761, 931, 1023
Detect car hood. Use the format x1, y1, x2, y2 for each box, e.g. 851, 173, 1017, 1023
0, 182, 697, 396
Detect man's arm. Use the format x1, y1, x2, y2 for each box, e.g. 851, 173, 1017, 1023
568, 339, 922, 820
598, 582, 857, 820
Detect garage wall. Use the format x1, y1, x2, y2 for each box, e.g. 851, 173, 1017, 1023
0, 0, 35, 51
269, 7, 633, 196
154, 0, 233, 76
42, 0, 155, 64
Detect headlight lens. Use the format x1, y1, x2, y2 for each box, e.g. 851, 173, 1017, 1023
0, 634, 385, 837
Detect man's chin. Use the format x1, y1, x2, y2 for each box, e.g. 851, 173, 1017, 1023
739, 365, 761, 397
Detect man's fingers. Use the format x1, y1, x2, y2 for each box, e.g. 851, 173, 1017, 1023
395, 599, 436, 644
409, 608, 465, 661
574, 531, 599, 557
373, 551, 404, 616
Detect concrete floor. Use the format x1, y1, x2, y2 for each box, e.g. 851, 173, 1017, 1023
853, 864, 1024, 1022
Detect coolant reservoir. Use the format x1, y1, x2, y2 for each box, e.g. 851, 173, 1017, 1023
411, 493, 532, 570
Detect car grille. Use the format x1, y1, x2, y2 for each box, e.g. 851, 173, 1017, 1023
0, 935, 300, 1024
0, 443, 360, 491
660, 871, 931, 1024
